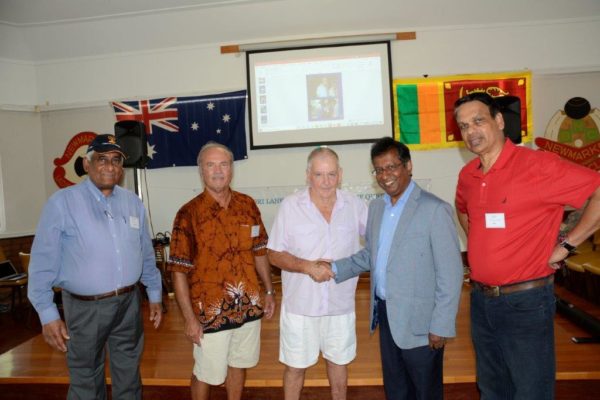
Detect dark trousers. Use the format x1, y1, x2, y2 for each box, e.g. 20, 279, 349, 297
63, 288, 144, 400
377, 298, 444, 400
470, 283, 555, 400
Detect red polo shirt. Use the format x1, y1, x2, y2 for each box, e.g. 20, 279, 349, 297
456, 140, 600, 285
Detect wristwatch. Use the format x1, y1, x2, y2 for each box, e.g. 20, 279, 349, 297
559, 238, 576, 253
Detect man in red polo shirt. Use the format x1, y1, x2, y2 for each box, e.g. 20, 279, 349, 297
454, 92, 600, 400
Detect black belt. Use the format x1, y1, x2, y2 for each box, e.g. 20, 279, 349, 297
69, 283, 137, 301
471, 275, 553, 297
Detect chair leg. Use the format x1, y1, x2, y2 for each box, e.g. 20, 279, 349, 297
11, 287, 17, 318
11, 286, 25, 320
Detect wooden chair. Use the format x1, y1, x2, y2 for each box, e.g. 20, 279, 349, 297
0, 252, 29, 317
583, 262, 600, 305
576, 236, 594, 254
565, 252, 600, 302
593, 229, 600, 251
18, 252, 30, 273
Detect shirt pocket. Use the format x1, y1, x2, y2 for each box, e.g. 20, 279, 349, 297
287, 224, 318, 253
334, 225, 357, 255
238, 224, 254, 251
123, 223, 142, 248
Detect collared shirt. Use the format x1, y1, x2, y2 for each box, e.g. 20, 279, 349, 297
374, 180, 415, 299
28, 178, 162, 325
268, 188, 367, 316
456, 140, 600, 285
168, 190, 268, 333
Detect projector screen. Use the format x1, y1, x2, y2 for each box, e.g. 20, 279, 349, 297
246, 42, 393, 149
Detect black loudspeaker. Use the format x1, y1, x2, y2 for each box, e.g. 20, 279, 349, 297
114, 121, 148, 168
496, 96, 522, 144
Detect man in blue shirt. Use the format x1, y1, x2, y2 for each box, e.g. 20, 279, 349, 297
28, 134, 163, 400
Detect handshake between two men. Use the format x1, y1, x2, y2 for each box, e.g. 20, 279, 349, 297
306, 260, 334, 282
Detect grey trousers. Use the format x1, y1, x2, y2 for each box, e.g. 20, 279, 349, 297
63, 287, 144, 400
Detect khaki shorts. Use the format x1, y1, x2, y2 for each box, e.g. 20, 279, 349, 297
192, 319, 261, 385
279, 304, 356, 368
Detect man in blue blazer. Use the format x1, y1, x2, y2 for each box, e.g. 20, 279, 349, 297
333, 137, 463, 400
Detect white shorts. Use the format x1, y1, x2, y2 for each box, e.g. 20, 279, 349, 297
192, 319, 261, 385
279, 304, 356, 368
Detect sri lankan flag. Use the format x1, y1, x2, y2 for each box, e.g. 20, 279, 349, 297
394, 71, 532, 150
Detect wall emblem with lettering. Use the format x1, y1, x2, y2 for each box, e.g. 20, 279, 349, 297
53, 132, 97, 188
535, 97, 600, 170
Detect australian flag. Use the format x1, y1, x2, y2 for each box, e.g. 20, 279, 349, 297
111, 90, 247, 169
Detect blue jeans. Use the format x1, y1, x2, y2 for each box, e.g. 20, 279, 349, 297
470, 283, 556, 400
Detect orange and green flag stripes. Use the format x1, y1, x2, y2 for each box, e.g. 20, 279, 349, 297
393, 71, 532, 150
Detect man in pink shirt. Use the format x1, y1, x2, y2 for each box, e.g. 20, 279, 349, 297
267, 146, 367, 400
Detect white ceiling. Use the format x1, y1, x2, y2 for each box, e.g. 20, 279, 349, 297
1, 0, 599, 27
0, 0, 272, 25
0, 0, 599, 62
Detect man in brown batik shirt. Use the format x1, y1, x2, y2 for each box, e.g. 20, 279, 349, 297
168, 142, 275, 400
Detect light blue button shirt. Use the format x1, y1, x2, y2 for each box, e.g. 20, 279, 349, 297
28, 178, 162, 325
374, 180, 415, 299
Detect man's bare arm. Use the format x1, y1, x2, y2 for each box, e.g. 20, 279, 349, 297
267, 250, 333, 282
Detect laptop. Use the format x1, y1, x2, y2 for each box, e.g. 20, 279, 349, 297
0, 260, 27, 281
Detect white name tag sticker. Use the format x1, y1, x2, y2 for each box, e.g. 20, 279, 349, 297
251, 225, 260, 238
129, 216, 140, 229
485, 213, 505, 229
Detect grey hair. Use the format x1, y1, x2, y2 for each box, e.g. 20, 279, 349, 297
306, 146, 340, 172
86, 150, 95, 161
197, 141, 234, 166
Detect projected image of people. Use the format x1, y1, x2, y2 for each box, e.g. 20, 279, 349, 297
307, 73, 343, 121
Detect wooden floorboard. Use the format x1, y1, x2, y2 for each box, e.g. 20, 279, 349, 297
1, 281, 600, 396
0, 290, 40, 355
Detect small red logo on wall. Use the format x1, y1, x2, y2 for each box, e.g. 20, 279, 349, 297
53, 132, 97, 188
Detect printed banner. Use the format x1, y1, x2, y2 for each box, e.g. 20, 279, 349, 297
394, 71, 532, 150
111, 90, 248, 168
238, 180, 431, 232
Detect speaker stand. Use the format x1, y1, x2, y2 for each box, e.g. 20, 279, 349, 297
133, 167, 145, 200
133, 167, 140, 196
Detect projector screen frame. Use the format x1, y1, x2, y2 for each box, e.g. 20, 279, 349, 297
246, 41, 394, 150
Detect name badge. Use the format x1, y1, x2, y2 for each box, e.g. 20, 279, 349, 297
251, 225, 260, 238
485, 213, 505, 229
129, 216, 140, 229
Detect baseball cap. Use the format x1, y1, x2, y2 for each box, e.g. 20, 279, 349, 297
87, 134, 126, 157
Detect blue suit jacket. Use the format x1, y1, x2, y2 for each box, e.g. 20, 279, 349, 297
335, 183, 463, 349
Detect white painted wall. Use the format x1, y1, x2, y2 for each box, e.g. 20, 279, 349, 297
0, 110, 45, 236
0, 59, 37, 108
24, 19, 600, 108
0, 0, 599, 240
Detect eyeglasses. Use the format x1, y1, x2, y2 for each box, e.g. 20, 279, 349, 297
371, 163, 403, 176
93, 155, 124, 167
